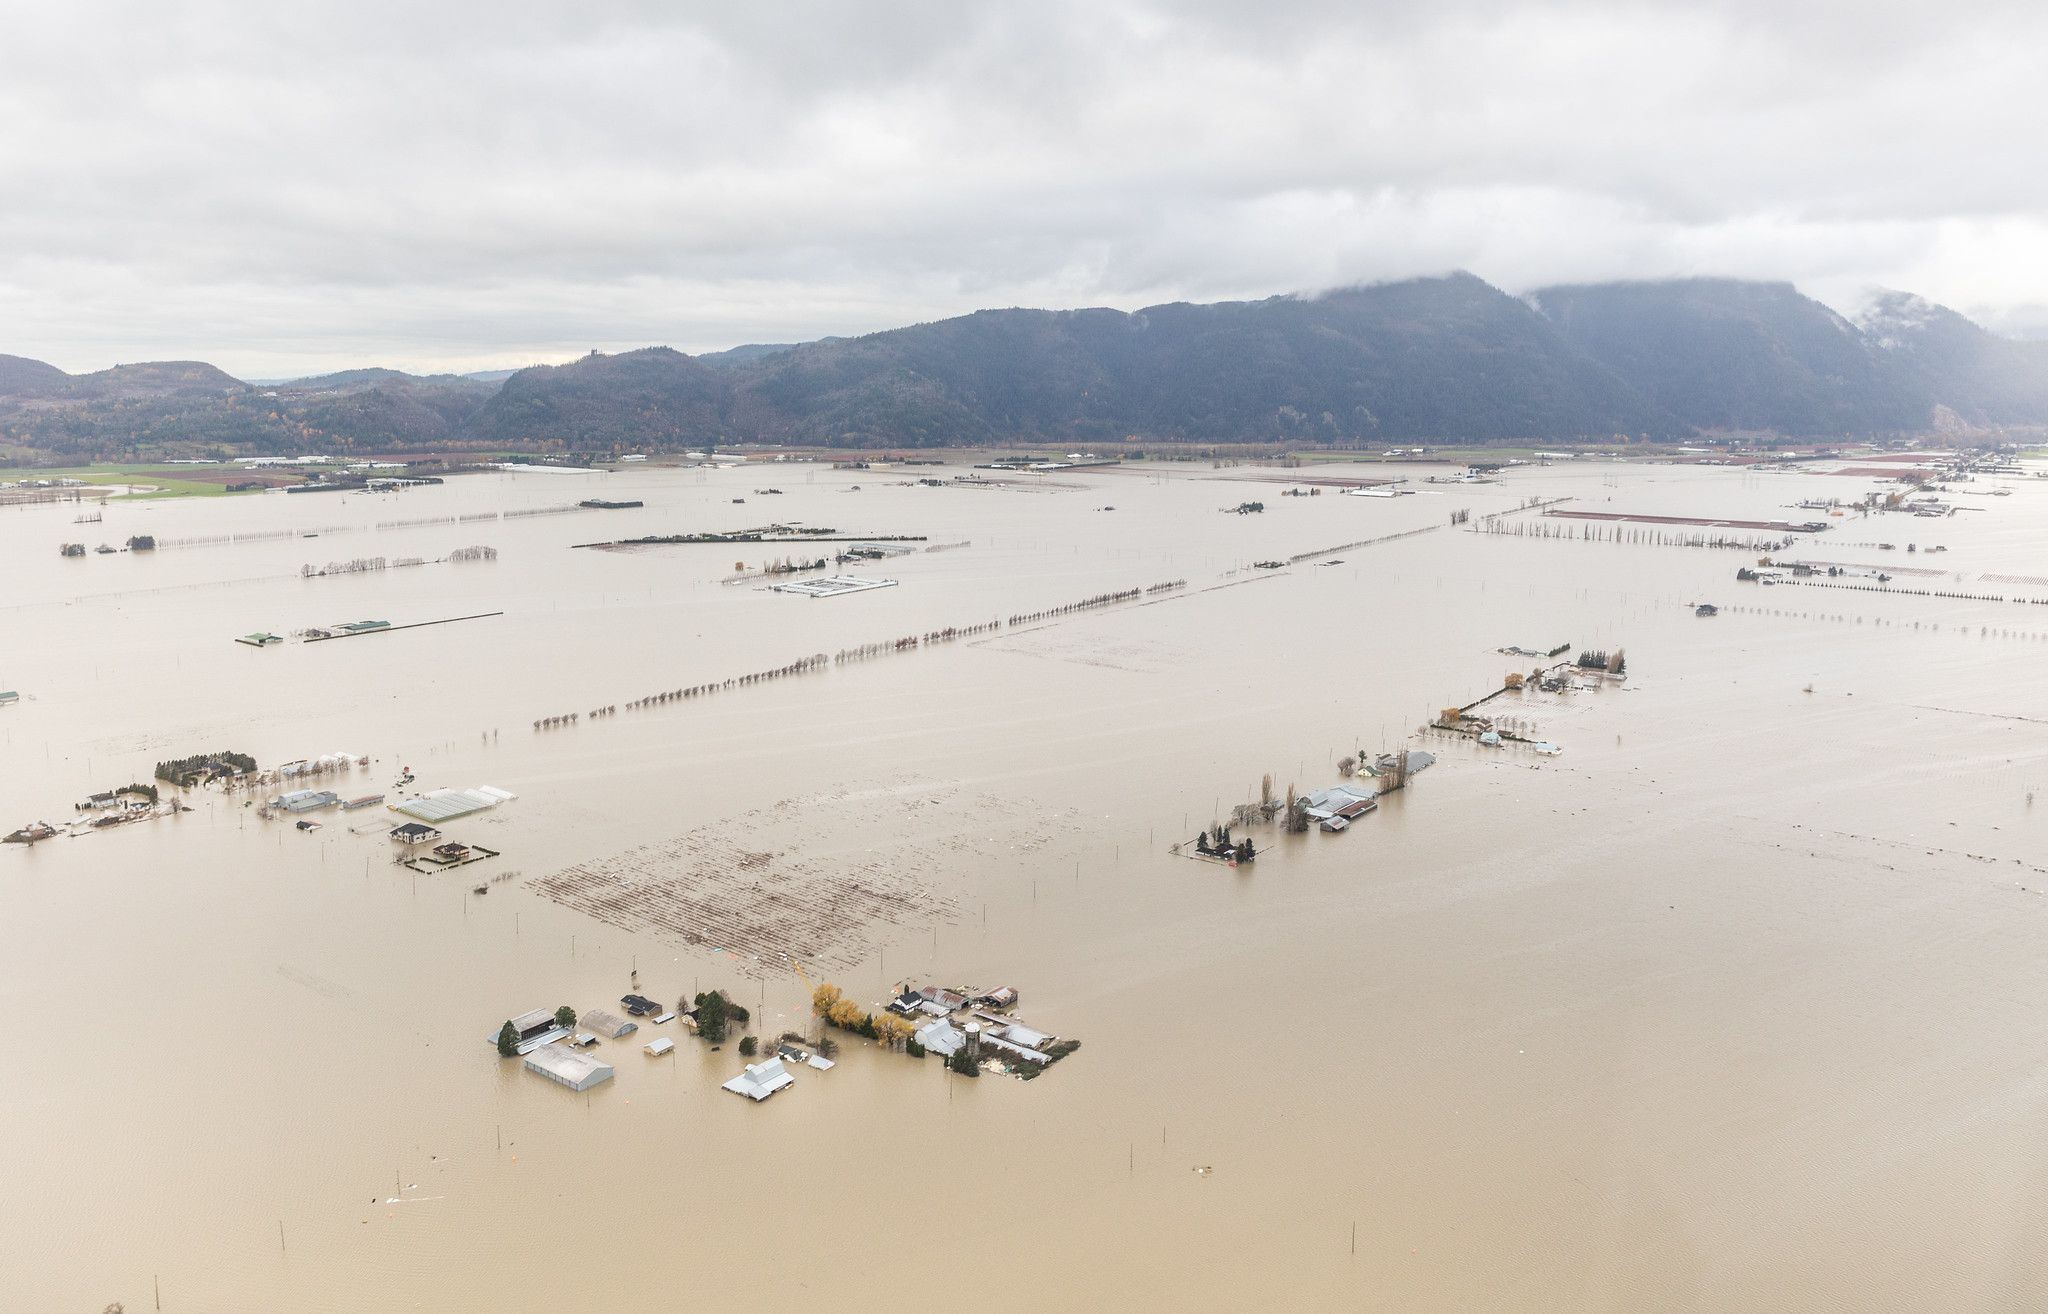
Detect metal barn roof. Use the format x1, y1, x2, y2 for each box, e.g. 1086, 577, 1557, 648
391, 786, 513, 822
523, 1043, 613, 1091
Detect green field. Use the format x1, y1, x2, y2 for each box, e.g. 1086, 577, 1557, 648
0, 463, 330, 499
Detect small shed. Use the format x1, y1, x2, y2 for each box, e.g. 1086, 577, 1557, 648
644, 1037, 674, 1057
722, 1058, 795, 1101
523, 1042, 613, 1091
580, 1008, 638, 1039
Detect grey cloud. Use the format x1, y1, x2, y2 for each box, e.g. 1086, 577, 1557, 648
3, 0, 2046, 374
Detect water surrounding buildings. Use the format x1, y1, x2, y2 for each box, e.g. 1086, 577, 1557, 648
3, 455, 2047, 1311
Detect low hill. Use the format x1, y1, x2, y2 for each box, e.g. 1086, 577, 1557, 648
0, 353, 71, 396
66, 360, 245, 399
461, 347, 731, 448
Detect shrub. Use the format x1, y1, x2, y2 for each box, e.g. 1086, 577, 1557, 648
738, 1036, 757, 1057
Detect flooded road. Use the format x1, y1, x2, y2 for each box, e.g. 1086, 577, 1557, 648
5, 457, 2047, 1312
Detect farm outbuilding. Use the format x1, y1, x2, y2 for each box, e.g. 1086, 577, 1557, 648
523, 1043, 613, 1091
722, 1058, 794, 1101
579, 1009, 638, 1039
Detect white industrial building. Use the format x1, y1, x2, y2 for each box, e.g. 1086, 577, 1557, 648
523, 1042, 613, 1091
721, 1057, 795, 1101
271, 789, 340, 812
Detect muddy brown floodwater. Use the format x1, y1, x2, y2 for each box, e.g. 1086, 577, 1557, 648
5, 457, 2048, 1312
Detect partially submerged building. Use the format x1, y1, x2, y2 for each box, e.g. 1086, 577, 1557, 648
490, 1008, 571, 1055
579, 1008, 638, 1040
1299, 785, 1379, 823
391, 785, 516, 823
915, 1019, 966, 1057
722, 1057, 795, 1101
271, 789, 340, 813
523, 1042, 613, 1091
390, 822, 441, 845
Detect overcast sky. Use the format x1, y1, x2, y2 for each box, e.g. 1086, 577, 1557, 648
4, 0, 2046, 376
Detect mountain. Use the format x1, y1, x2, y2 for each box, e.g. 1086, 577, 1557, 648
1853, 289, 2048, 427
1527, 278, 2048, 435
717, 274, 1666, 446
1528, 279, 1911, 434
8, 275, 2048, 463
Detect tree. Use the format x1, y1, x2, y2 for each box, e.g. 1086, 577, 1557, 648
906, 1036, 927, 1058
1284, 784, 1309, 833
872, 1013, 915, 1049
554, 1005, 576, 1031
495, 1020, 519, 1057
812, 983, 842, 1016
737, 1035, 757, 1057
694, 991, 729, 1043
947, 1048, 979, 1077
827, 997, 868, 1031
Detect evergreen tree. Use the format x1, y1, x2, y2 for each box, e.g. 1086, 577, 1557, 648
694, 991, 729, 1043
495, 1020, 519, 1056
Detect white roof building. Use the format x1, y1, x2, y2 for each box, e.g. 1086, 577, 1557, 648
915, 1019, 965, 1057
1300, 784, 1379, 821
391, 785, 516, 823
523, 1042, 613, 1091
722, 1057, 795, 1101
272, 789, 340, 812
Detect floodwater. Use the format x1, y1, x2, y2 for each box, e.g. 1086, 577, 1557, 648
4, 456, 2047, 1312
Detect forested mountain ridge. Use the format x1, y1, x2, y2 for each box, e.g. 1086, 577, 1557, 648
1529, 278, 2048, 434
5, 274, 2046, 463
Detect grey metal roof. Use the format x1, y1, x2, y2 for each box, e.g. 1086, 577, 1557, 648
523, 1043, 613, 1091
580, 1008, 638, 1039
915, 1020, 965, 1056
